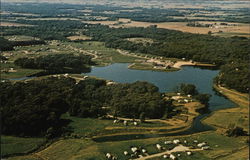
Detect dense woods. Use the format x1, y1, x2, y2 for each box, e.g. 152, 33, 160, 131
69, 80, 171, 119
0, 37, 45, 51
0, 78, 75, 137
216, 62, 249, 93
14, 54, 93, 74
0, 78, 174, 137
1, 20, 88, 41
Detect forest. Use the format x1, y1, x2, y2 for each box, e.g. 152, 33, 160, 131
1, 20, 89, 41
0, 78, 175, 137
14, 54, 93, 74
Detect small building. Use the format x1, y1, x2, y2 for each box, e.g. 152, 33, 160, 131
163, 154, 168, 159
156, 144, 162, 150
106, 153, 112, 159
187, 151, 192, 156
202, 146, 210, 150
131, 147, 138, 153
170, 154, 176, 160
124, 120, 128, 126
123, 151, 128, 155
173, 139, 180, 144
197, 142, 206, 148
164, 141, 172, 144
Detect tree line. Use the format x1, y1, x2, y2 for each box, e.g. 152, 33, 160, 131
0, 37, 45, 51
14, 54, 94, 75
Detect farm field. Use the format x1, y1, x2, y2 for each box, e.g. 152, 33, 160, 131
83, 20, 250, 37
0, 22, 33, 27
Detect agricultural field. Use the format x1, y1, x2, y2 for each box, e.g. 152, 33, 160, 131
83, 20, 250, 38
0, 22, 33, 27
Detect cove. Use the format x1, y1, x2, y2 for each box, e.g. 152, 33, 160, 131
85, 63, 235, 142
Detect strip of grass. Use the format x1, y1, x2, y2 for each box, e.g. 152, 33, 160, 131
9, 131, 248, 160
1, 136, 46, 157
129, 63, 180, 72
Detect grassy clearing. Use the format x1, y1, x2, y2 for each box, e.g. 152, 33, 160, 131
63, 114, 170, 138
1, 136, 46, 157
68, 41, 142, 65
204, 85, 249, 131
4, 35, 40, 41
126, 37, 154, 46
63, 114, 114, 137
1, 62, 43, 79
67, 35, 91, 41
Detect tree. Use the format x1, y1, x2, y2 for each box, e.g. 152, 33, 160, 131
140, 112, 146, 122
194, 94, 211, 106
226, 126, 248, 137
179, 83, 198, 95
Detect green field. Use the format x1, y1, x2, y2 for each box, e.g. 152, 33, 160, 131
1, 136, 46, 157
68, 41, 142, 65
1, 62, 43, 79
204, 86, 249, 131
8, 131, 248, 160
63, 114, 169, 138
